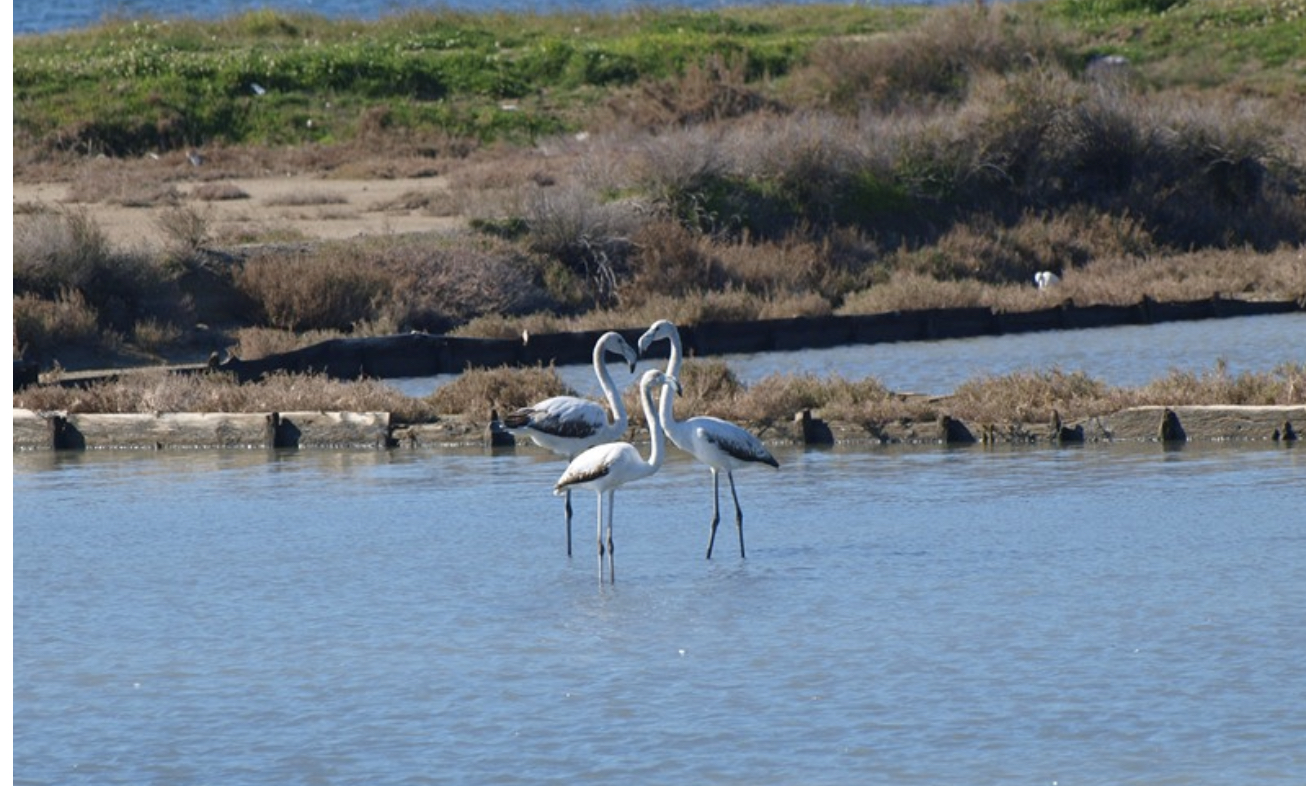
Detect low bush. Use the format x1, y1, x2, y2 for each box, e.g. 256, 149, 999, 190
13, 290, 106, 359
1134, 361, 1306, 407
949, 368, 1115, 423
14, 210, 191, 335
235, 247, 390, 332
427, 365, 572, 419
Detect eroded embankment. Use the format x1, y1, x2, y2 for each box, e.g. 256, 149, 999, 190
12, 405, 1302, 451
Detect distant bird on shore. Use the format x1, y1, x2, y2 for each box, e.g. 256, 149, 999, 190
554, 369, 679, 583
1034, 270, 1061, 290
638, 319, 779, 559
503, 331, 638, 557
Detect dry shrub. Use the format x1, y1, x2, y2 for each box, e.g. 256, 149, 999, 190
619, 219, 722, 306
14, 210, 114, 294
427, 365, 572, 418
450, 311, 575, 340
628, 123, 729, 210
452, 287, 825, 341
949, 368, 1114, 423
155, 204, 212, 254
624, 358, 746, 428
236, 247, 390, 331
713, 234, 852, 298
11, 369, 417, 415
791, 4, 1068, 113
230, 327, 346, 360
234, 234, 549, 338
211, 222, 308, 246
132, 318, 183, 353
190, 182, 250, 201
1132, 361, 1306, 407
617, 53, 782, 130
524, 182, 644, 308
13, 209, 190, 333
13, 290, 104, 358
374, 237, 557, 332
885, 208, 1152, 285
837, 270, 1011, 314
1067, 246, 1306, 305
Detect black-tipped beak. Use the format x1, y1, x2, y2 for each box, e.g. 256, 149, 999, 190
669, 375, 683, 396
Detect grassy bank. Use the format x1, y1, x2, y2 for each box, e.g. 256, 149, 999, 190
13, 0, 1306, 372
15, 359, 1306, 434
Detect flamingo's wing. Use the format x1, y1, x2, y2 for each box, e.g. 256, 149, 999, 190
697, 418, 780, 469
554, 442, 629, 492
506, 396, 608, 439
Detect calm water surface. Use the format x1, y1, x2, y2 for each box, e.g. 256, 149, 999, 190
14, 442, 1306, 784
391, 312, 1306, 399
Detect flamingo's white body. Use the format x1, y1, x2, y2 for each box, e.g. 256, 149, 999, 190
503, 331, 638, 556
554, 369, 679, 583
638, 319, 779, 559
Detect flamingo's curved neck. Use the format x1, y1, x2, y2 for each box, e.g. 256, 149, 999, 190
641, 376, 667, 471
593, 338, 627, 429
665, 326, 684, 379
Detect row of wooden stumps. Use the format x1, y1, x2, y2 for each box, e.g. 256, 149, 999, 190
14, 406, 1300, 451
486, 406, 1300, 449
16, 410, 392, 451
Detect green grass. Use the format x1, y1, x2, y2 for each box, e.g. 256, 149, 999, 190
13, 7, 849, 154
16, 1, 1304, 154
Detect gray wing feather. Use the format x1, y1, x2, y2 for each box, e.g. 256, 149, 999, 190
703, 427, 780, 468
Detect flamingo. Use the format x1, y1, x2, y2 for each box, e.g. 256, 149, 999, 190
554, 369, 680, 583
503, 331, 638, 556
637, 319, 779, 560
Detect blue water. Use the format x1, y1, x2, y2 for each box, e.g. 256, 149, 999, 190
14, 442, 1306, 784
391, 311, 1306, 400
14, 0, 947, 36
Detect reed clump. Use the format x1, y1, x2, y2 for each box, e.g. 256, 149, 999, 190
15, 361, 1305, 435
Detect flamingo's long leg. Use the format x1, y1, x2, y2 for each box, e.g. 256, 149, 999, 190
727, 470, 746, 559
706, 469, 722, 560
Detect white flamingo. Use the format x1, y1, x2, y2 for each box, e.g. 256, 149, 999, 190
554, 369, 679, 583
503, 331, 638, 556
638, 319, 779, 560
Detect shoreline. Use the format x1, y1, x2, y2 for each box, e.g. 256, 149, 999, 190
14, 404, 1303, 451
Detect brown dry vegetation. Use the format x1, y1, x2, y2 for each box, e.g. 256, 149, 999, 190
13, 3, 1306, 394
15, 360, 1306, 439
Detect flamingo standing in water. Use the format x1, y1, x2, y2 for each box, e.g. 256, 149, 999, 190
638, 319, 779, 559
503, 331, 638, 556
554, 369, 680, 583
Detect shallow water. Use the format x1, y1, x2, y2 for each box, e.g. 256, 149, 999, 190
14, 441, 1306, 784
391, 311, 1306, 399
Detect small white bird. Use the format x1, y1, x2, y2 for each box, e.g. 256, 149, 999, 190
1034, 270, 1061, 290
638, 320, 779, 559
503, 331, 638, 557
554, 369, 680, 583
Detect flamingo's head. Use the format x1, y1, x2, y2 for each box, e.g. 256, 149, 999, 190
601, 332, 639, 373
637, 319, 678, 357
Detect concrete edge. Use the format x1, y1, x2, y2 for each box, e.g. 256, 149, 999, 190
13, 405, 1303, 451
